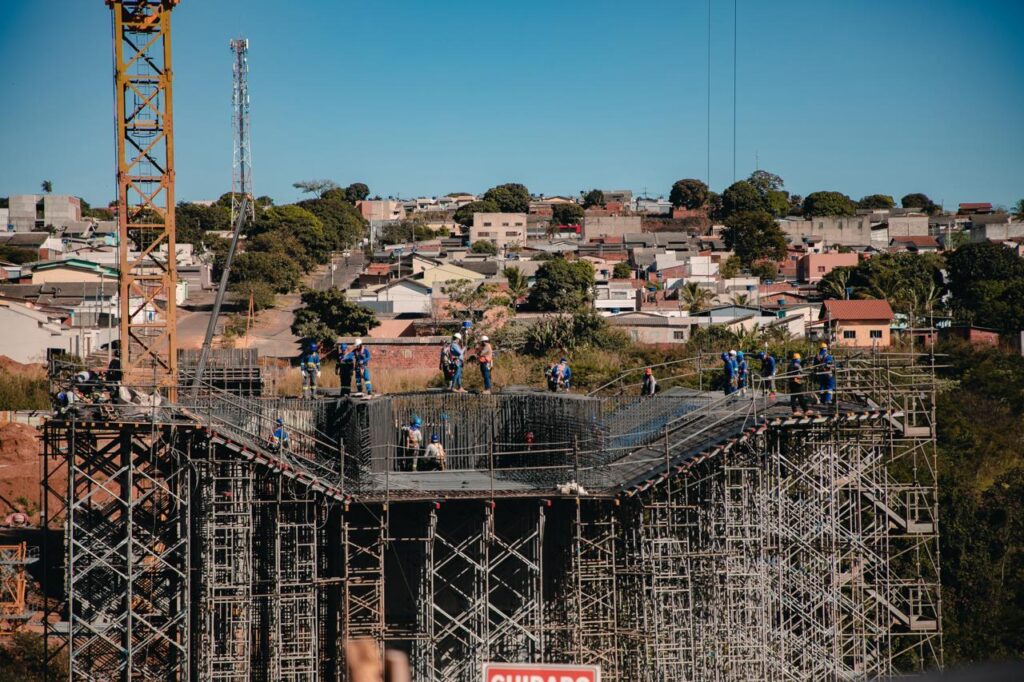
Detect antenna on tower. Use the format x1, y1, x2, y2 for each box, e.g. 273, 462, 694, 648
230, 38, 254, 224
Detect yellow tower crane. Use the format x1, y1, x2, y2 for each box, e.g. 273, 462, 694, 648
107, 0, 180, 391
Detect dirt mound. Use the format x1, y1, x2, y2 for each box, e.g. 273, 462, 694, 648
0, 423, 42, 521
0, 356, 45, 378
0, 423, 38, 466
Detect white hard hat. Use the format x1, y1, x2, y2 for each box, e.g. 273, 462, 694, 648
453, 332, 462, 340
728, 349, 737, 356
354, 338, 362, 346
481, 335, 489, 342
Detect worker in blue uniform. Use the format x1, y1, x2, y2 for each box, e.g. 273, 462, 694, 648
353, 339, 373, 395
814, 342, 835, 405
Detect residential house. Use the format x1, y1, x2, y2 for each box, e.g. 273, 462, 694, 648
358, 278, 434, 315
470, 213, 527, 249
819, 299, 894, 347
969, 220, 1024, 243
418, 263, 486, 288
7, 194, 82, 232
30, 259, 119, 285
594, 279, 641, 313
889, 236, 940, 253
957, 202, 994, 216
796, 252, 859, 284
607, 311, 694, 344
357, 200, 406, 222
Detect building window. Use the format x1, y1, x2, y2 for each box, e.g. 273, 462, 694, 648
483, 222, 492, 227
673, 331, 687, 340
817, 266, 826, 273
502, 222, 509, 227
843, 330, 856, 340
869, 329, 883, 339
505, 231, 519, 237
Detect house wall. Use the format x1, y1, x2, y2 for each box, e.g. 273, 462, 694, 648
32, 268, 106, 284
470, 213, 527, 248
780, 216, 874, 247
797, 252, 859, 283
832, 321, 891, 347
583, 216, 642, 241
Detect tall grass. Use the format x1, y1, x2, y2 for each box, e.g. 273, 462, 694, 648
0, 370, 49, 410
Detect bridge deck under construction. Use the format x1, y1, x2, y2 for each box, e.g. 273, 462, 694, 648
40, 355, 943, 681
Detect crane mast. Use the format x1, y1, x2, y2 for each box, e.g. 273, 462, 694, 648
109, 0, 179, 390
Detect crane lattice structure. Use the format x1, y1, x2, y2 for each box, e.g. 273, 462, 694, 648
229, 38, 255, 225
110, 0, 179, 388
42, 353, 942, 680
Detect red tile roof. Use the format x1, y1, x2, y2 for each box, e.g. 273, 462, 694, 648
365, 263, 392, 275
891, 235, 940, 247
822, 299, 894, 321
959, 202, 992, 210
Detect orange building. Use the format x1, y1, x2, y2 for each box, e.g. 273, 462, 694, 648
819, 299, 894, 347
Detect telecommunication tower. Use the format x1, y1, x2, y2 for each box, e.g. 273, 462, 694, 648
230, 38, 254, 224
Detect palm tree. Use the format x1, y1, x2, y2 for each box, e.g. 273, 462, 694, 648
503, 266, 529, 312
680, 281, 714, 313
40, 180, 53, 194
818, 267, 853, 300
730, 292, 751, 307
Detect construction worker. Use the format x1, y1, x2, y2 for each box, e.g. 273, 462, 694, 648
337, 341, 354, 395
423, 433, 447, 471
641, 367, 658, 396
270, 417, 290, 452
552, 357, 572, 392
788, 352, 810, 415
300, 340, 321, 398
476, 335, 494, 394
448, 333, 465, 392
545, 363, 559, 392
353, 339, 373, 395
721, 351, 737, 395
814, 341, 835, 406
758, 351, 777, 397
405, 416, 424, 471
736, 351, 749, 395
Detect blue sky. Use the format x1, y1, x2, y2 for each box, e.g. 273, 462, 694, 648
1, 0, 1021, 209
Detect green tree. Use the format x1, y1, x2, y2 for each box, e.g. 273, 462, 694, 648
750, 260, 779, 282
0, 244, 39, 264
527, 258, 595, 312
1013, 198, 1024, 220
231, 251, 302, 293
470, 239, 498, 255
483, 183, 530, 213
947, 242, 1024, 331
900, 192, 940, 214
680, 281, 715, 313
453, 199, 500, 227
722, 210, 787, 265
176, 201, 231, 246
816, 266, 855, 300
721, 181, 764, 218
40, 180, 52, 194
669, 178, 709, 209
345, 182, 370, 203
297, 193, 368, 248
0, 632, 68, 681
802, 191, 856, 217
765, 190, 791, 218
612, 262, 632, 279
503, 266, 529, 310
857, 194, 896, 210
719, 255, 742, 279
551, 202, 584, 226
291, 288, 379, 340
249, 205, 330, 267
292, 179, 338, 198
747, 169, 785, 197
230, 280, 277, 311
580, 189, 606, 209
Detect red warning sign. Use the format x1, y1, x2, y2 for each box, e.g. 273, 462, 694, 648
483, 663, 601, 682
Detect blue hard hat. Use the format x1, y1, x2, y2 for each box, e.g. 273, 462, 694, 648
737, 351, 744, 359
431, 433, 440, 443
412, 416, 422, 427
721, 352, 729, 360
276, 417, 284, 425
560, 357, 568, 363
758, 351, 767, 359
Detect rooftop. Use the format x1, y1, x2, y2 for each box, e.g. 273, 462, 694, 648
821, 299, 895, 321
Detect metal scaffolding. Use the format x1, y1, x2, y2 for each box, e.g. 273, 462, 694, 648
42, 354, 942, 680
